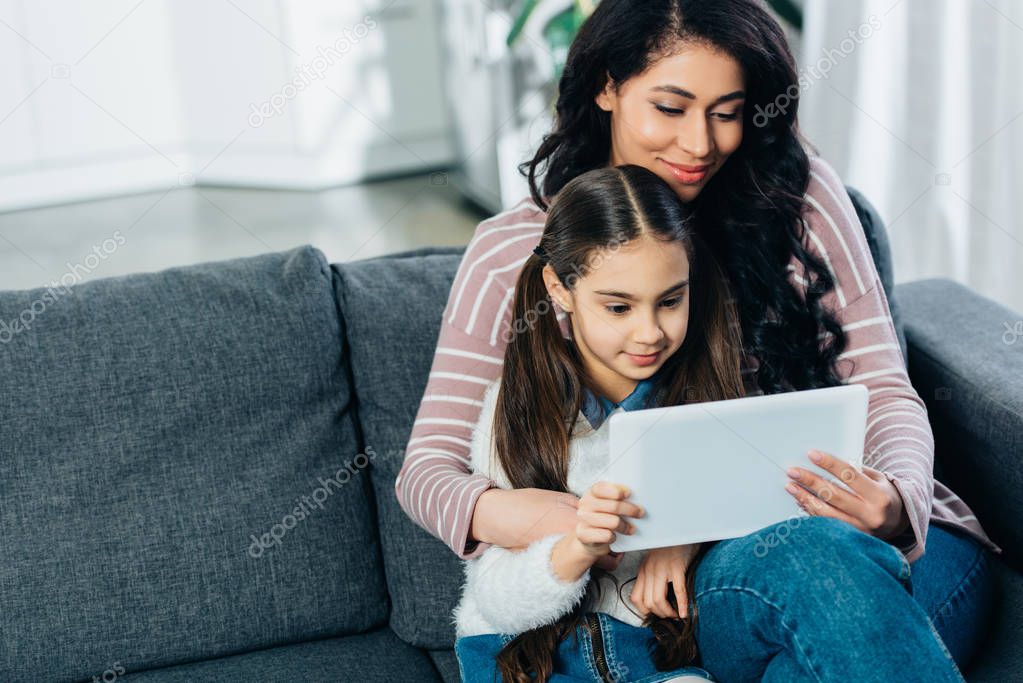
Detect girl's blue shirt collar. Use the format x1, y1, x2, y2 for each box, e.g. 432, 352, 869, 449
579, 374, 659, 430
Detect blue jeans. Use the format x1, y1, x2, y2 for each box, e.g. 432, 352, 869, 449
455, 517, 992, 682
692, 517, 993, 682
456, 612, 714, 682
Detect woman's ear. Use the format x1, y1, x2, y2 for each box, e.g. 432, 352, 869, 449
541, 264, 573, 312
595, 71, 615, 112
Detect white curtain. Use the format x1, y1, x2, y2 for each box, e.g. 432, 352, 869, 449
799, 0, 1023, 314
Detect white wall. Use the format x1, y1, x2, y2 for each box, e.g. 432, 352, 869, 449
0, 0, 453, 212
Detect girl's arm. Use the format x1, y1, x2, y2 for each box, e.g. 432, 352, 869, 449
800, 157, 935, 563
464, 484, 634, 633
462, 532, 593, 634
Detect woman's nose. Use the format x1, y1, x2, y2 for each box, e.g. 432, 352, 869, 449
677, 116, 712, 159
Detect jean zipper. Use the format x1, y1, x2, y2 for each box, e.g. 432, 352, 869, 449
585, 612, 614, 681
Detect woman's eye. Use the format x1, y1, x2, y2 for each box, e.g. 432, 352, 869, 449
711, 111, 740, 121
661, 297, 682, 308
605, 304, 630, 315
654, 104, 684, 116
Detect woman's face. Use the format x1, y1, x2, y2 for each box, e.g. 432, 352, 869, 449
595, 43, 746, 203
543, 235, 691, 404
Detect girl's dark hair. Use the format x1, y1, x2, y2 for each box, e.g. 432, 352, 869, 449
520, 0, 849, 398
492, 164, 745, 682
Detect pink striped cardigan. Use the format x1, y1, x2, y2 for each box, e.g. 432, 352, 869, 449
395, 155, 1001, 564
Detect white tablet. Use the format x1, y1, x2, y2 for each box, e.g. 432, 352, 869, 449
606, 384, 869, 553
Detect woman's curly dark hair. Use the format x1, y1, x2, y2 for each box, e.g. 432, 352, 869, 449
521, 0, 849, 398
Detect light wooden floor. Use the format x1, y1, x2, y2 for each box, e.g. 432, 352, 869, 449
0, 172, 486, 292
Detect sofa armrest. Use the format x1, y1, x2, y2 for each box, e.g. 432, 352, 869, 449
895, 278, 1022, 569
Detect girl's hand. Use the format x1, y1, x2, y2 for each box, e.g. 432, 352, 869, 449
631, 544, 700, 619
470, 487, 625, 571
785, 449, 912, 540
573, 481, 645, 559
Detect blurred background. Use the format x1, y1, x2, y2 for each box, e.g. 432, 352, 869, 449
0, 0, 1019, 314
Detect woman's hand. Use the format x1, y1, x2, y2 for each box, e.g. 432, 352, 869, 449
470, 486, 629, 571
785, 449, 912, 540
631, 544, 700, 619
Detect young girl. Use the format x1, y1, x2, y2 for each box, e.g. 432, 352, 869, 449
452, 164, 744, 682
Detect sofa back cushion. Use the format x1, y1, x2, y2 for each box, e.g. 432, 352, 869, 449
333, 247, 467, 649
0, 247, 387, 681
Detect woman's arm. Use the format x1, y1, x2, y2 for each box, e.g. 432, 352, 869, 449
395, 199, 580, 559
800, 158, 934, 563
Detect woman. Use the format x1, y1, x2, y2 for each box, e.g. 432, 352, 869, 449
396, 0, 1000, 678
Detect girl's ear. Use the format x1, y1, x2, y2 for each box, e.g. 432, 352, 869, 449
595, 71, 615, 112
541, 264, 573, 313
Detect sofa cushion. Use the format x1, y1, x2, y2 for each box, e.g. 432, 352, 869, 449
121, 626, 441, 682
333, 247, 466, 650
0, 246, 387, 681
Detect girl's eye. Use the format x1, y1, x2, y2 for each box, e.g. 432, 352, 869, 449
654, 104, 684, 116
711, 111, 740, 121
605, 298, 682, 315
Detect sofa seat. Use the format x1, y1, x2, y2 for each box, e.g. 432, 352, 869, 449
121, 627, 442, 682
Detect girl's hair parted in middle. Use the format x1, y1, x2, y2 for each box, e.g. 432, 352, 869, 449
492, 164, 746, 682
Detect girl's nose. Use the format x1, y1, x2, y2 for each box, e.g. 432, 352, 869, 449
634, 317, 666, 345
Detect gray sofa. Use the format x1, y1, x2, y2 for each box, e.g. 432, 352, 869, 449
0, 190, 1019, 682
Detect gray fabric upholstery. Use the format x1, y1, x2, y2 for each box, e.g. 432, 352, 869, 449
896, 278, 1023, 570
121, 627, 441, 682
429, 648, 463, 683
967, 559, 1023, 681
0, 247, 387, 682
332, 250, 467, 650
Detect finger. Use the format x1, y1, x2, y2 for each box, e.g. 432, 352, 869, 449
672, 573, 688, 619
645, 574, 659, 619
576, 525, 616, 546
589, 481, 632, 501
807, 450, 871, 496
631, 575, 645, 615
652, 582, 675, 619
787, 466, 860, 512
577, 510, 635, 534
786, 481, 868, 532
582, 496, 645, 520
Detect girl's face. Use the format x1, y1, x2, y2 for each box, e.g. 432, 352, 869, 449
595, 43, 745, 203
543, 235, 691, 404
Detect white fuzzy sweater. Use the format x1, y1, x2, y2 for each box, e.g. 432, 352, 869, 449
452, 378, 648, 639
